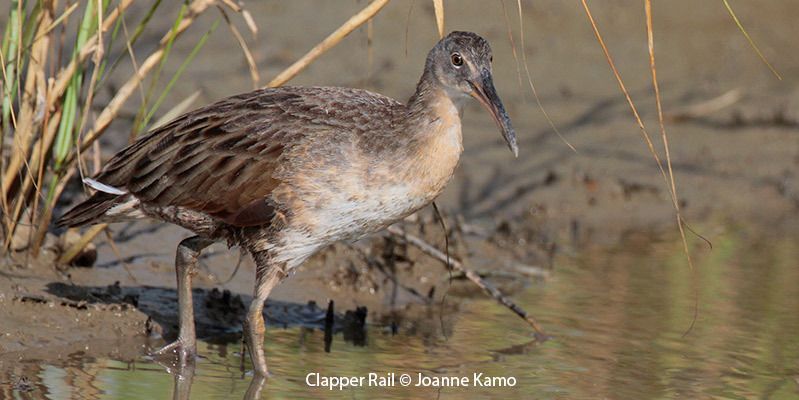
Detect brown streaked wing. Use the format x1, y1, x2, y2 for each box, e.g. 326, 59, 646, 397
94, 89, 307, 226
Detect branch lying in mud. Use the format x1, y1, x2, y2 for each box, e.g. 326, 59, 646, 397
386, 225, 549, 340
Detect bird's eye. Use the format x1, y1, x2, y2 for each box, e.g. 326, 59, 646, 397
451, 53, 463, 67
490, 55, 493, 63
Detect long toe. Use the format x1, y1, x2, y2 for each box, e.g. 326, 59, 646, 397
152, 339, 197, 362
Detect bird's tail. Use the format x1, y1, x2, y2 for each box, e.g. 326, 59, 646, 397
56, 178, 130, 228
56, 192, 121, 228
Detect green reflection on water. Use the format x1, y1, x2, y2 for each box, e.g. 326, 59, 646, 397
10, 230, 799, 399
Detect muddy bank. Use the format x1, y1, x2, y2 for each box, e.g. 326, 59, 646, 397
0, 208, 552, 366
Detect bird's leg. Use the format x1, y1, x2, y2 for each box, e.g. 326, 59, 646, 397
153, 235, 214, 363
244, 252, 286, 376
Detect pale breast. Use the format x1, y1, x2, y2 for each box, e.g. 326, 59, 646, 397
263, 91, 464, 269
262, 170, 425, 269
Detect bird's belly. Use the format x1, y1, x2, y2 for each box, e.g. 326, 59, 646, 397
318, 183, 428, 239
266, 182, 431, 270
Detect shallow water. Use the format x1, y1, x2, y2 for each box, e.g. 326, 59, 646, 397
7, 230, 799, 399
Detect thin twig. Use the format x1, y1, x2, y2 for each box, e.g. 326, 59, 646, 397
103, 227, 138, 283
387, 225, 548, 338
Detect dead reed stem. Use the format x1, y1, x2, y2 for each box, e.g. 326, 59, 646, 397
432, 0, 444, 38
58, 224, 106, 265
267, 0, 390, 87
217, 5, 259, 88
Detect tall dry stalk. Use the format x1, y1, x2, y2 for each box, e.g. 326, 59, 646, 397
0, 0, 256, 255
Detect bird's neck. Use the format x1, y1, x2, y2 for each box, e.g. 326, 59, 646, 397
406, 71, 465, 118
398, 74, 464, 200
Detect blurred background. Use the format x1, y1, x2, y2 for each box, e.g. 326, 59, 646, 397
1, 1, 798, 398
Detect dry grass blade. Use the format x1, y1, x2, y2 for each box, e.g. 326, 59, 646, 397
579, 0, 667, 186
219, 0, 241, 12
33, 2, 80, 43
217, 5, 259, 88
516, 0, 576, 153
404, 0, 416, 57
721, 0, 781, 80
241, 10, 257, 36
266, 0, 390, 88
499, 0, 523, 89
579, 1, 700, 265
2, 3, 54, 249
432, 0, 444, 39
58, 224, 106, 265
2, 6, 52, 198
644, 0, 698, 336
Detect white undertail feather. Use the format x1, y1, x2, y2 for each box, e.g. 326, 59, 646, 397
83, 178, 127, 195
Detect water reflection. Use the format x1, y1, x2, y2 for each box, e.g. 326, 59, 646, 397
163, 359, 265, 400
4, 230, 799, 399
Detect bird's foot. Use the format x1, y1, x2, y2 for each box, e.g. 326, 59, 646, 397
253, 365, 270, 378
152, 338, 197, 365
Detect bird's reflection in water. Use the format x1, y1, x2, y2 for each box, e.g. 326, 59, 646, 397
164, 357, 266, 400
160, 305, 368, 399
169, 360, 195, 400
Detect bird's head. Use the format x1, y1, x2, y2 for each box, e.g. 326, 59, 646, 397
425, 31, 518, 157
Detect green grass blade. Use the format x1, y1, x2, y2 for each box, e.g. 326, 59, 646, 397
721, 0, 781, 79
95, 0, 164, 94
132, 3, 188, 136
54, 0, 101, 168
143, 18, 220, 129
2, 1, 22, 134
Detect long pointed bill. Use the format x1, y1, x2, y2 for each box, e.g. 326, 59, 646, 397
469, 70, 518, 157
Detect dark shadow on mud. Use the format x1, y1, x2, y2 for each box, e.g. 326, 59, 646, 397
43, 282, 367, 347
